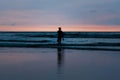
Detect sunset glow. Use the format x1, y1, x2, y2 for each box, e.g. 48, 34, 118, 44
0, 25, 120, 32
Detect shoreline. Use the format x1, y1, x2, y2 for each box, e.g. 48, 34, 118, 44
0, 46, 120, 51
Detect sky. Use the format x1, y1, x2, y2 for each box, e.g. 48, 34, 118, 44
0, 0, 120, 31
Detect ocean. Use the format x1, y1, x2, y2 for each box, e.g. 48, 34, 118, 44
0, 32, 120, 80
0, 32, 120, 50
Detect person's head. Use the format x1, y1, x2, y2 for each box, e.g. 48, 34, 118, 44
58, 27, 61, 31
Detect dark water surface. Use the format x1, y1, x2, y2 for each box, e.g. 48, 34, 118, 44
0, 32, 120, 50
0, 48, 120, 80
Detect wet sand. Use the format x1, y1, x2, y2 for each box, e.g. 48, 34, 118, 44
0, 48, 120, 80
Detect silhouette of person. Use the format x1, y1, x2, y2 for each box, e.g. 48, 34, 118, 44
57, 27, 64, 44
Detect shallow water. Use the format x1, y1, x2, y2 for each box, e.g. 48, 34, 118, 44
0, 32, 120, 47
0, 48, 120, 80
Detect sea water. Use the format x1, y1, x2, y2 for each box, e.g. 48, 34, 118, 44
0, 32, 120, 50
0, 32, 120, 80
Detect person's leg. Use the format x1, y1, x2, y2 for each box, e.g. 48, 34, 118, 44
57, 37, 61, 45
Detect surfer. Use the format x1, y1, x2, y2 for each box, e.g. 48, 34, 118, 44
57, 27, 64, 44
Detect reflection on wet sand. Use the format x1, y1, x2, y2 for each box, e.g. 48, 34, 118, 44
57, 47, 64, 67
57, 46, 64, 80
